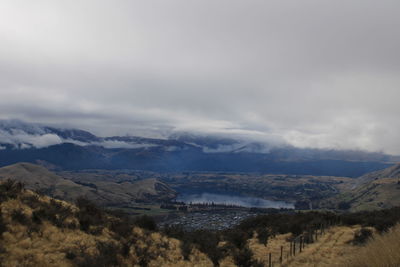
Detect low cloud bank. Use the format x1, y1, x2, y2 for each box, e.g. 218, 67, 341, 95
91, 140, 157, 149
0, 120, 161, 150
0, 130, 62, 149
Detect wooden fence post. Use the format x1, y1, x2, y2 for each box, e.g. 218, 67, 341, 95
300, 236, 303, 252
269, 252, 272, 267
293, 240, 296, 256
290, 241, 292, 257
280, 246, 283, 263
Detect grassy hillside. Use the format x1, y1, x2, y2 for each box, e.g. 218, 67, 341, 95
344, 223, 400, 267
267, 225, 363, 267
0, 162, 95, 202
0, 180, 211, 267
0, 163, 176, 206
338, 178, 400, 211
325, 163, 400, 211
2, 179, 400, 266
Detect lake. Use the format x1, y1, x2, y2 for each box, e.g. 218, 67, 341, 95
175, 192, 294, 209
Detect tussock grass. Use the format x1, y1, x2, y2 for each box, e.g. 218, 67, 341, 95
344, 224, 400, 267
248, 231, 292, 266
246, 225, 364, 267
282, 225, 361, 267
0, 180, 212, 267
3, 179, 400, 267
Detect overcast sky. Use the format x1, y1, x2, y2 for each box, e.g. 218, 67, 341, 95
1, 0, 400, 153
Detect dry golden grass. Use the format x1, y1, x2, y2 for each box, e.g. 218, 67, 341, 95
245, 225, 364, 267
282, 226, 362, 267
343, 224, 400, 267
0, 196, 110, 267
129, 227, 212, 267
248, 231, 292, 266
0, 188, 212, 267
6, 181, 398, 267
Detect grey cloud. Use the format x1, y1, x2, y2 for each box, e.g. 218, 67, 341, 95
0, 1, 400, 153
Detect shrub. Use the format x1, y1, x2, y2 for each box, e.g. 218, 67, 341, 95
11, 209, 30, 225
340, 207, 400, 232
163, 226, 224, 265
188, 230, 223, 265
95, 241, 121, 266
31, 200, 74, 228
133, 215, 157, 231
233, 246, 263, 267
69, 241, 122, 267
109, 218, 134, 238
0, 210, 6, 236
75, 197, 105, 233
345, 224, 400, 267
0, 179, 24, 201
224, 229, 250, 250
65, 251, 76, 260
352, 228, 373, 245
256, 227, 269, 244
20, 194, 41, 209
180, 240, 193, 261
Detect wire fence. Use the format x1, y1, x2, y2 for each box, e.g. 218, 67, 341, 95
265, 221, 337, 267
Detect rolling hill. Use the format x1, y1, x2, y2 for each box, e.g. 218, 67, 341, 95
329, 163, 400, 211
0, 163, 176, 206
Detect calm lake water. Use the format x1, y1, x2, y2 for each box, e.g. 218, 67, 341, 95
176, 192, 294, 209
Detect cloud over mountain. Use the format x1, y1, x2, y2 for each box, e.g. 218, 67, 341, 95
1, 1, 400, 153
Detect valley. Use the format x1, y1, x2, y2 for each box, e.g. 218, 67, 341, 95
1, 154, 400, 267
1, 124, 400, 266
3, 179, 400, 267
56, 169, 354, 208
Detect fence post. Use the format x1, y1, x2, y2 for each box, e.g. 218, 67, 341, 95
293, 240, 296, 256
290, 241, 292, 257
269, 252, 272, 267
300, 236, 303, 253
280, 245, 283, 263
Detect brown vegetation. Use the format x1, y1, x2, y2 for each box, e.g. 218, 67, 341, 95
0, 163, 177, 207
344, 223, 400, 267
2, 178, 400, 267
0, 180, 211, 267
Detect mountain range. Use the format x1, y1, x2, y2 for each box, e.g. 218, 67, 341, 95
0, 120, 397, 177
